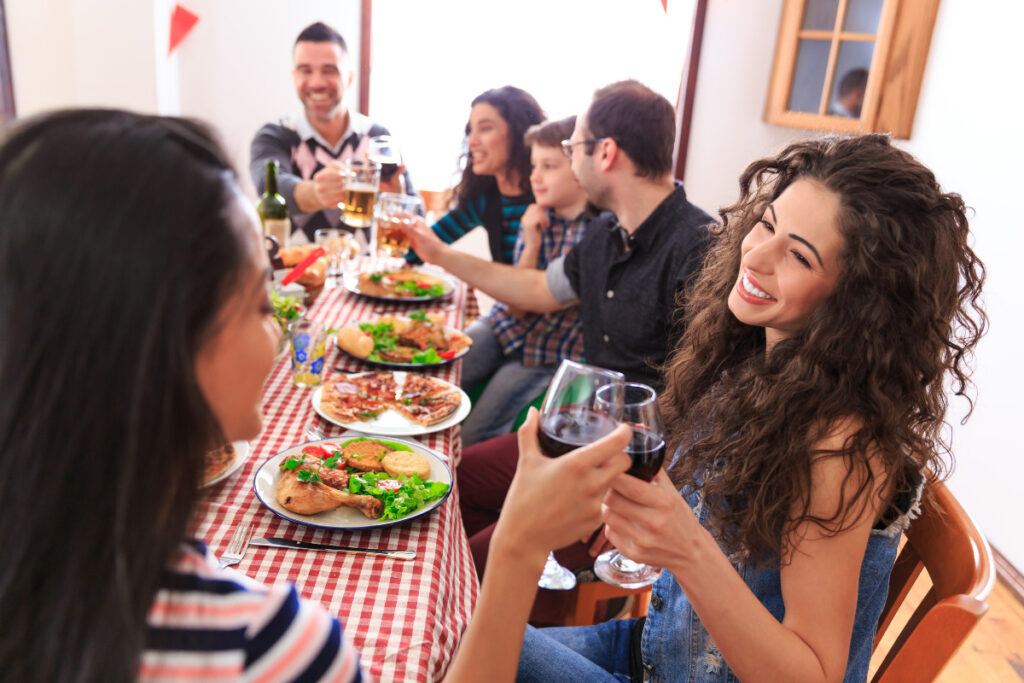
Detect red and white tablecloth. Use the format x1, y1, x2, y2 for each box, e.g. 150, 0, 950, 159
195, 280, 480, 682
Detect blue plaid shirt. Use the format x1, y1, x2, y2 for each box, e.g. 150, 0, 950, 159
484, 210, 589, 367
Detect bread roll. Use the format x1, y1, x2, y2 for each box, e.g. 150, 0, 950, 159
382, 451, 431, 480
337, 327, 374, 358
295, 257, 326, 287
279, 245, 318, 267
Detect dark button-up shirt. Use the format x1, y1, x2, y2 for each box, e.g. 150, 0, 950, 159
546, 183, 712, 387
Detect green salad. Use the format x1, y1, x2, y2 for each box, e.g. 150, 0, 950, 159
356, 311, 458, 364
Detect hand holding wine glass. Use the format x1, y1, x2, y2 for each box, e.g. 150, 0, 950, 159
534, 360, 625, 590
492, 408, 631, 576
593, 382, 667, 588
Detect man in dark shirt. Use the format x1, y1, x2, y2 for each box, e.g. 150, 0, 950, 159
249, 22, 414, 242
403, 80, 712, 386
403, 80, 714, 624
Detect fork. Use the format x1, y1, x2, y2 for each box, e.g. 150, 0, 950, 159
218, 522, 254, 568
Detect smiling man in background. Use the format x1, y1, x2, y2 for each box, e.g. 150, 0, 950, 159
250, 22, 414, 242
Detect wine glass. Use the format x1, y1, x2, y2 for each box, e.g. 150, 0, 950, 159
535, 360, 625, 590
593, 382, 666, 588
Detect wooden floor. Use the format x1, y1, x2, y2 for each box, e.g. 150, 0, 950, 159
869, 575, 1024, 681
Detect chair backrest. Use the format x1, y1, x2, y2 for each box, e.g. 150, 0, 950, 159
870, 478, 994, 682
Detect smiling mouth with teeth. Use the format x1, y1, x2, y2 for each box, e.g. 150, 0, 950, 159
741, 272, 775, 301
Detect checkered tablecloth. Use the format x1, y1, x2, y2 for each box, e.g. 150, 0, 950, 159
195, 279, 480, 682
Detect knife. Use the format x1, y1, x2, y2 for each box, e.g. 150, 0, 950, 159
251, 537, 416, 560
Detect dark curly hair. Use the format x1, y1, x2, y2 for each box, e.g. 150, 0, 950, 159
660, 135, 986, 563
452, 86, 544, 207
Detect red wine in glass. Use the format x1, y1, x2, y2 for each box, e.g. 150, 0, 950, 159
538, 406, 619, 457
625, 424, 666, 481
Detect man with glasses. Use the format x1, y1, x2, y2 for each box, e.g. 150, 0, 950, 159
401, 79, 712, 626
403, 79, 712, 389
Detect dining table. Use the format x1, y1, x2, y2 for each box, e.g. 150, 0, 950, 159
194, 272, 481, 682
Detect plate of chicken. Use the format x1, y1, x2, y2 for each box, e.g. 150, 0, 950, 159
252, 434, 452, 530
336, 312, 472, 368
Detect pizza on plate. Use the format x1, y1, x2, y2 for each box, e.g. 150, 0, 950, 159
203, 443, 236, 484
320, 371, 463, 427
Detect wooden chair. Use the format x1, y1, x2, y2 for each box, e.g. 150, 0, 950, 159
569, 478, 994, 683
870, 477, 994, 682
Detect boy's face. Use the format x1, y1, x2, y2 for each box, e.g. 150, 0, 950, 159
529, 144, 586, 210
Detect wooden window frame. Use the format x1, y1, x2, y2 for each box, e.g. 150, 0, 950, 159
765, 0, 940, 139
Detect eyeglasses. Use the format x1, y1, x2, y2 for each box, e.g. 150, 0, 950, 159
560, 137, 608, 158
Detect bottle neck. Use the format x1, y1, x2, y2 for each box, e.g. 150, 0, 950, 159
264, 161, 279, 195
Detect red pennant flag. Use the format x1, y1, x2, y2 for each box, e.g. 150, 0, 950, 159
168, 4, 199, 55
661, 0, 668, 11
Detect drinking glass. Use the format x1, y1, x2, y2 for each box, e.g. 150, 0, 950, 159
593, 383, 666, 588
535, 360, 625, 590
339, 159, 381, 229
367, 135, 402, 188
374, 192, 424, 268
289, 318, 327, 388
315, 228, 358, 286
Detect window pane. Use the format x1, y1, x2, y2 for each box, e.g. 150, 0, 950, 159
801, 0, 839, 30
369, 0, 697, 191
829, 41, 875, 118
788, 39, 831, 113
843, 0, 885, 34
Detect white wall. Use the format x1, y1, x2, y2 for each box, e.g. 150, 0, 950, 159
7, 0, 161, 113
686, 0, 1024, 569
6, 0, 361, 197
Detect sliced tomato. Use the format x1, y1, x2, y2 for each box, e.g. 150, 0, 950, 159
439, 349, 457, 360
376, 479, 402, 492
302, 445, 331, 459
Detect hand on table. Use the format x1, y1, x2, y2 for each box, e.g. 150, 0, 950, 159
601, 468, 702, 571
312, 162, 346, 208
491, 408, 631, 565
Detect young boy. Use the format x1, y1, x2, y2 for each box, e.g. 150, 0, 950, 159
460, 116, 594, 446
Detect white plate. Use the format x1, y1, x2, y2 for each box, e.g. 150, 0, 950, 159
203, 441, 250, 488
342, 267, 456, 302
312, 371, 471, 436
252, 434, 453, 530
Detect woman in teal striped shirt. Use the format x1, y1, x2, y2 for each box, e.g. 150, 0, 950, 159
410, 86, 544, 264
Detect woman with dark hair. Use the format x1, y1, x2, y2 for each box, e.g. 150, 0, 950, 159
0, 108, 633, 681
409, 85, 544, 264
517, 134, 987, 682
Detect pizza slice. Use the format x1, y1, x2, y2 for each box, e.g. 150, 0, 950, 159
392, 373, 462, 426
351, 371, 398, 401
321, 377, 388, 423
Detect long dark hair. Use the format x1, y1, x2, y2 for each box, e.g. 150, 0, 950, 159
661, 135, 986, 562
452, 86, 543, 207
0, 110, 251, 681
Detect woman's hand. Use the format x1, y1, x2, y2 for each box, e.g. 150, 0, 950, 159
491, 408, 632, 567
601, 468, 705, 571
397, 215, 448, 264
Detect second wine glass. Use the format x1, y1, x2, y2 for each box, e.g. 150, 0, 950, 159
593, 382, 666, 589
535, 359, 624, 590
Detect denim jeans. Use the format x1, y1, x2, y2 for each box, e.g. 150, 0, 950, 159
459, 321, 554, 447
516, 620, 636, 682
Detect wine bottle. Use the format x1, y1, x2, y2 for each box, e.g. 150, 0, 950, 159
257, 160, 289, 249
